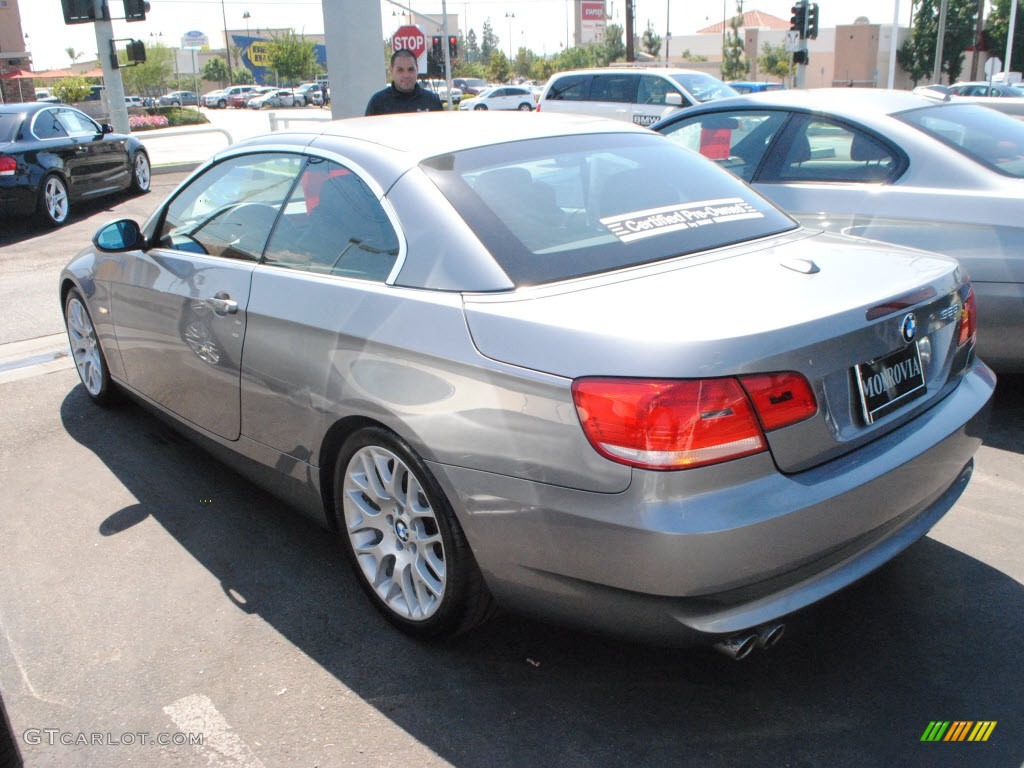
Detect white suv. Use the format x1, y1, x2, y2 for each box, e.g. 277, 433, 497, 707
538, 68, 738, 126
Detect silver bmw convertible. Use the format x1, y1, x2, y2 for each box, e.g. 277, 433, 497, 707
60, 113, 994, 658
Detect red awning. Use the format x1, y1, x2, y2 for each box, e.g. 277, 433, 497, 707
0, 69, 37, 79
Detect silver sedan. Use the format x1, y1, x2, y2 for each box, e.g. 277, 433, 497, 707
60, 113, 993, 657
653, 88, 1024, 372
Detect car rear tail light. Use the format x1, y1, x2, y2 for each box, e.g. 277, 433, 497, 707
957, 284, 976, 348
739, 372, 818, 432
571, 377, 768, 470
0, 156, 15, 176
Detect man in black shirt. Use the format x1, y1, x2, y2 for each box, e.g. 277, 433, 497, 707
365, 49, 444, 115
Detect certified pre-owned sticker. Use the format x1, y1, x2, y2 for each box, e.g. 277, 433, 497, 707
600, 197, 764, 243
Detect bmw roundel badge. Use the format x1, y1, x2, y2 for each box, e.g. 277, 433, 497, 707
901, 313, 918, 344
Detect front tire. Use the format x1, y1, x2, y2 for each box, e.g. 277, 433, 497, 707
335, 427, 493, 638
130, 151, 151, 194
217, 98, 227, 109
64, 288, 116, 405
474, 104, 488, 110
36, 173, 70, 228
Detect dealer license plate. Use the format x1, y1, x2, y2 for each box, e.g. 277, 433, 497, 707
854, 343, 926, 424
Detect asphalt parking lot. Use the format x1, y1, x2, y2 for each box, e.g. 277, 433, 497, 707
0, 163, 1022, 768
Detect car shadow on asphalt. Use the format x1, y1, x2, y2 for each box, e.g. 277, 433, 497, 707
58, 386, 1024, 768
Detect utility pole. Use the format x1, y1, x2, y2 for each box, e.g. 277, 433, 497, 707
931, 0, 949, 84
92, 0, 130, 133
625, 0, 635, 62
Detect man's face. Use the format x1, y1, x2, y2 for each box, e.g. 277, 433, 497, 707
391, 55, 418, 93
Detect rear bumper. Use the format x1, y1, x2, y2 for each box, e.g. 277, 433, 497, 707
0, 178, 37, 217
431, 362, 995, 642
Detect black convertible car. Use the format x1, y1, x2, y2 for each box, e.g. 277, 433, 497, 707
0, 102, 150, 228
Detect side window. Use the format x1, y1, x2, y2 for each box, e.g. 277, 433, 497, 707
57, 109, 100, 138
263, 159, 400, 281
590, 74, 638, 104
157, 153, 304, 261
638, 75, 675, 105
32, 110, 68, 139
547, 74, 590, 101
658, 111, 788, 183
770, 118, 899, 183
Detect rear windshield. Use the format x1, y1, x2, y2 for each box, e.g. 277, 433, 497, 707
670, 73, 738, 102
420, 132, 795, 286
0, 113, 22, 143
896, 103, 1024, 178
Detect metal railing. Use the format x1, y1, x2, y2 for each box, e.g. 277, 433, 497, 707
267, 112, 333, 132
135, 125, 235, 172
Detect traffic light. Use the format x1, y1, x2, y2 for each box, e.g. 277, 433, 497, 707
431, 36, 443, 59
123, 0, 150, 22
448, 36, 458, 60
126, 39, 146, 63
61, 0, 96, 25
806, 3, 819, 39
790, 3, 807, 38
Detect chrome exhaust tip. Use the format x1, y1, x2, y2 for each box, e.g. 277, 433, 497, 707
713, 633, 759, 660
756, 622, 785, 650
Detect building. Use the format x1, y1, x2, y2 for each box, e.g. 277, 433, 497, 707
0, 0, 32, 103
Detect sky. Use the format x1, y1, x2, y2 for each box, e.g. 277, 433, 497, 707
19, 0, 918, 72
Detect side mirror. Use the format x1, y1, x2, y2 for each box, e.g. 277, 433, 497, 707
93, 219, 145, 252
101, 124, 115, 134
665, 92, 683, 106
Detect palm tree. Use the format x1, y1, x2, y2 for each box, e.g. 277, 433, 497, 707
66, 47, 84, 66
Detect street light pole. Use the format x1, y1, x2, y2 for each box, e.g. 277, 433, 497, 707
220, 0, 234, 85
505, 11, 515, 61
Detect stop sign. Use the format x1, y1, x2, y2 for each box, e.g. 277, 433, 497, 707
392, 25, 427, 60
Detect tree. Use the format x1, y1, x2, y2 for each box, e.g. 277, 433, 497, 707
480, 19, 498, 61
486, 49, 511, 83
202, 57, 230, 87
120, 41, 175, 98
594, 23, 626, 65
555, 45, 598, 70
53, 76, 91, 103
465, 29, 480, 63
985, 0, 1024, 74
721, 0, 749, 81
265, 30, 319, 87
530, 57, 557, 82
513, 47, 536, 78
758, 41, 792, 82
897, 0, 978, 84
65, 47, 84, 66
642, 22, 662, 58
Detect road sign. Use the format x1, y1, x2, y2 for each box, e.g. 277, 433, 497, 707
392, 25, 427, 75
785, 30, 800, 53
984, 57, 1002, 79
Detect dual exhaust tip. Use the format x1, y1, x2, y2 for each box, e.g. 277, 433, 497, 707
713, 622, 785, 660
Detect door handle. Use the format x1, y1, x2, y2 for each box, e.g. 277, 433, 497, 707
206, 292, 238, 315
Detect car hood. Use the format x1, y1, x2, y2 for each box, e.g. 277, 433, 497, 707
463, 230, 969, 472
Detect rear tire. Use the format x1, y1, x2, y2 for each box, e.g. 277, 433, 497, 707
335, 427, 494, 638
518, 102, 533, 111
36, 173, 70, 228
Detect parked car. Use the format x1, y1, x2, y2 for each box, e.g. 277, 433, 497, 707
727, 81, 786, 94
59, 112, 992, 656
247, 88, 297, 109
215, 85, 257, 109
159, 91, 198, 106
652, 87, 1024, 372
947, 80, 1024, 97
201, 89, 226, 108
422, 79, 463, 105
459, 85, 534, 111
0, 102, 150, 228
124, 95, 144, 107
538, 67, 738, 126
452, 77, 489, 96
294, 82, 324, 106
